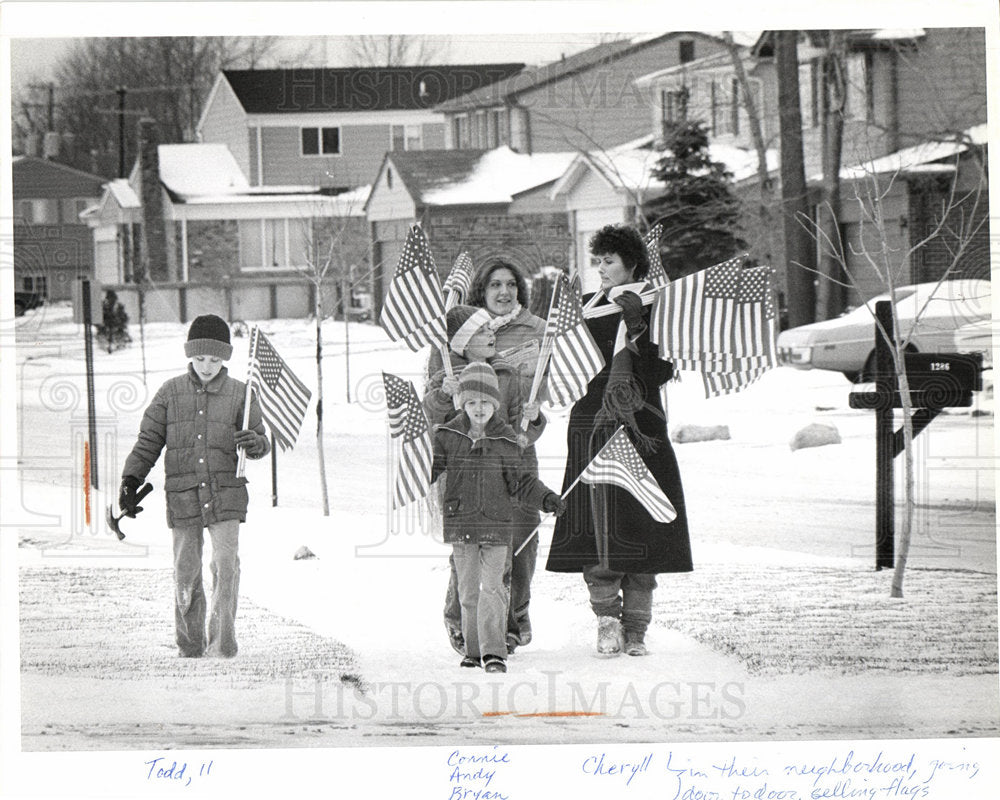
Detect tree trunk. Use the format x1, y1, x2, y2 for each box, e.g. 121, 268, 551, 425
816, 33, 847, 321
723, 32, 779, 266
775, 31, 815, 327
314, 291, 330, 517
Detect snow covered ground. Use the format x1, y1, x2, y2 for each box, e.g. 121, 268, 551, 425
6, 303, 998, 766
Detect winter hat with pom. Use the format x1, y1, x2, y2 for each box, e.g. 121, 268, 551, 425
447, 305, 492, 356
457, 361, 501, 410
184, 314, 233, 360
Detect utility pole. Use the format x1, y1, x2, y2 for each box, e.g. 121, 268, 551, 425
117, 86, 127, 178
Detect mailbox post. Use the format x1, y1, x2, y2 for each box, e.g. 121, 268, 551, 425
848, 301, 983, 570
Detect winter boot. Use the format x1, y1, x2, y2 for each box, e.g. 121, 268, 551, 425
483, 654, 507, 674
596, 616, 623, 656
624, 630, 648, 657
517, 615, 532, 647
460, 655, 481, 668
505, 633, 519, 654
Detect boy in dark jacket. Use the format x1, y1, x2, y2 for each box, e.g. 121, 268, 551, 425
431, 362, 564, 673
119, 314, 270, 658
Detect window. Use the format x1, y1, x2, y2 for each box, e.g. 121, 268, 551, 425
475, 112, 487, 149
660, 87, 689, 133
18, 199, 33, 224
391, 124, 422, 151
455, 115, 470, 149
18, 199, 56, 224
61, 198, 91, 224
301, 126, 340, 156
845, 52, 870, 121
23, 275, 47, 295
491, 109, 507, 146
238, 219, 312, 271
679, 40, 695, 64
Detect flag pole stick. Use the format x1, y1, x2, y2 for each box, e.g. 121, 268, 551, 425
520, 278, 560, 431
236, 326, 257, 478
270, 433, 277, 506
513, 427, 624, 556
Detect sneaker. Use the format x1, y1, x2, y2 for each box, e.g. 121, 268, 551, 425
460, 655, 481, 668
446, 624, 465, 655
597, 616, 623, 656
483, 654, 507, 673
624, 631, 648, 657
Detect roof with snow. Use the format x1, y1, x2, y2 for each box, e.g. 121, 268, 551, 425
377, 147, 576, 207
818, 124, 987, 183
158, 144, 250, 199
222, 64, 525, 114
551, 135, 779, 201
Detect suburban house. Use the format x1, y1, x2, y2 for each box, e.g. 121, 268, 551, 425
558, 27, 990, 310
196, 64, 524, 190
434, 32, 759, 155
12, 156, 106, 304
365, 146, 576, 317
84, 119, 370, 323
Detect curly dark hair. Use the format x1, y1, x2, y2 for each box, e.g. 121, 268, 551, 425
589, 224, 650, 280
467, 259, 531, 308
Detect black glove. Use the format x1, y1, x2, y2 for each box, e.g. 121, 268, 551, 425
613, 290, 646, 337
119, 476, 142, 517
542, 492, 567, 516
234, 429, 264, 457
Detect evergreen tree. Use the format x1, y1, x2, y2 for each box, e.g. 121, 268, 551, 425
646, 120, 746, 278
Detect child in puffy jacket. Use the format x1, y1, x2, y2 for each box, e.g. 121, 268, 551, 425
119, 314, 269, 658
431, 361, 565, 674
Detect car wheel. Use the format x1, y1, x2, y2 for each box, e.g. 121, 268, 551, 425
842, 369, 861, 383
858, 345, 918, 382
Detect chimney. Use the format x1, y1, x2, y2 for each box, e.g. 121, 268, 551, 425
137, 117, 176, 282
42, 131, 61, 159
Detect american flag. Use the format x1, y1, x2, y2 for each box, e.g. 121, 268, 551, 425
378, 225, 447, 351
545, 273, 605, 408
382, 372, 433, 509
644, 223, 670, 289
650, 254, 776, 396
443, 251, 475, 310
249, 326, 312, 451
580, 427, 677, 523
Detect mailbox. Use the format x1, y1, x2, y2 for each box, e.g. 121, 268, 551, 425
849, 352, 984, 410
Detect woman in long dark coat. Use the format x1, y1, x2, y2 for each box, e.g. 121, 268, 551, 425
545, 224, 692, 657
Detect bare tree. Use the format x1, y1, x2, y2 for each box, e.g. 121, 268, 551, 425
14, 37, 286, 175
348, 35, 449, 66
802, 136, 988, 597
292, 193, 372, 516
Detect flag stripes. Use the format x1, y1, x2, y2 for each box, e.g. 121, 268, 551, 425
382, 372, 433, 509
379, 224, 448, 351
581, 427, 677, 523
444, 251, 475, 309
249, 327, 311, 451
545, 273, 605, 408
643, 223, 670, 289
650, 254, 776, 397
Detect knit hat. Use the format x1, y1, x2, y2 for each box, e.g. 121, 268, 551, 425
457, 361, 501, 410
184, 314, 233, 360
447, 305, 492, 356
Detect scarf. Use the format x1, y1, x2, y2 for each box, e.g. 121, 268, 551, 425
486, 303, 522, 332
587, 282, 660, 456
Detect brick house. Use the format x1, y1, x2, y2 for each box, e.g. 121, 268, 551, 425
435, 32, 758, 155
84, 120, 369, 323
12, 156, 105, 303
364, 147, 575, 318
196, 64, 524, 190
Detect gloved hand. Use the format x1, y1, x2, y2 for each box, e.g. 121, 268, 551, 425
441, 376, 460, 397
613, 290, 646, 337
119, 476, 142, 517
235, 429, 265, 457
542, 492, 567, 516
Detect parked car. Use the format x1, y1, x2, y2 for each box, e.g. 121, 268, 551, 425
776, 280, 992, 382
14, 291, 44, 317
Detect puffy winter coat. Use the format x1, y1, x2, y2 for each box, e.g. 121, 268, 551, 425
122, 364, 269, 528
431, 414, 554, 546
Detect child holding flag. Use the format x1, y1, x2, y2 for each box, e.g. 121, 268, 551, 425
119, 314, 270, 658
431, 362, 565, 674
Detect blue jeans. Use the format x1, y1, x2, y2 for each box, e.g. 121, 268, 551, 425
583, 564, 657, 636
172, 519, 240, 657
452, 542, 508, 659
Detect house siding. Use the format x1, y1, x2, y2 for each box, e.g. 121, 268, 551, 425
199, 79, 252, 178
259, 124, 392, 187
